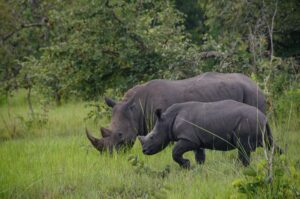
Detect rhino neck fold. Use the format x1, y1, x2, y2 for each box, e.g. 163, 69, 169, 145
137, 97, 150, 136
167, 113, 178, 142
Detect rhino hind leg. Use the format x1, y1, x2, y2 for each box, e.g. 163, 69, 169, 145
238, 149, 251, 166
274, 145, 284, 154
236, 136, 251, 166
194, 148, 205, 164
172, 139, 197, 169
266, 143, 284, 155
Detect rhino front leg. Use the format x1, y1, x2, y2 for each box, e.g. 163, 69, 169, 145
172, 139, 196, 169
194, 148, 205, 164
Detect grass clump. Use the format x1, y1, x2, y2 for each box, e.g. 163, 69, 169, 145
232, 155, 300, 198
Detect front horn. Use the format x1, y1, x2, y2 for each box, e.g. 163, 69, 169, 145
86, 128, 104, 150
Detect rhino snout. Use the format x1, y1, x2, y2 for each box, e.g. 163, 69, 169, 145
138, 136, 150, 154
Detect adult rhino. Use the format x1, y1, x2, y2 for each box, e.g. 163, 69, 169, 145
86, 72, 266, 153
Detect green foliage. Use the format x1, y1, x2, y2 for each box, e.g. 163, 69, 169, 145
1, 0, 299, 104
273, 89, 300, 129
174, 0, 207, 43
196, 0, 300, 105
127, 155, 172, 199
0, 91, 90, 140
232, 156, 300, 198
272, 0, 300, 58
84, 101, 111, 124
203, 0, 300, 58
0, 0, 55, 95
23, 0, 201, 100
128, 155, 171, 178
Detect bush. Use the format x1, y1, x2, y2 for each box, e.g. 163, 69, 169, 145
232, 155, 300, 198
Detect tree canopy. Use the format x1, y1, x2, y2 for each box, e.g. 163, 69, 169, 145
0, 0, 299, 102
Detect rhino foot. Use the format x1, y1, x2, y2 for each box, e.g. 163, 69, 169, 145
180, 159, 191, 169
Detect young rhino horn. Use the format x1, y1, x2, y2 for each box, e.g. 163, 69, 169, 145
137, 136, 145, 145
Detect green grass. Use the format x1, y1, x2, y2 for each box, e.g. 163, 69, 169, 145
0, 91, 299, 198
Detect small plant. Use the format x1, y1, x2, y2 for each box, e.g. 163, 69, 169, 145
0, 100, 49, 140
232, 155, 300, 198
84, 102, 111, 124
128, 155, 171, 178
21, 100, 49, 128
273, 89, 300, 129
127, 155, 172, 198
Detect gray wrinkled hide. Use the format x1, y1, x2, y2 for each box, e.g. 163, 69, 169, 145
88, 72, 266, 152
118, 72, 265, 141
140, 100, 278, 167
165, 100, 267, 150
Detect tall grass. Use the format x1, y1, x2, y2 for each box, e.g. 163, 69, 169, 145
0, 91, 299, 198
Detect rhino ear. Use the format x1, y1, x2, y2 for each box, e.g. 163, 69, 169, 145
104, 96, 116, 108
100, 127, 112, 138
155, 109, 162, 120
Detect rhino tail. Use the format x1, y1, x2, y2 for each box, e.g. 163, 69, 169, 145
265, 123, 283, 154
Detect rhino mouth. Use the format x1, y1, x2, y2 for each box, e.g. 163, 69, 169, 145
142, 148, 155, 155
115, 139, 135, 152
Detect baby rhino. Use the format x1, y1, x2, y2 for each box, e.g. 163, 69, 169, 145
138, 100, 282, 168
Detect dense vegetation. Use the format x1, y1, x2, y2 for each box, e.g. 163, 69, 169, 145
1, 0, 299, 100
0, 0, 299, 198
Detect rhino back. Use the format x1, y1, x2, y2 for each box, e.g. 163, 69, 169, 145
126, 72, 265, 135
170, 100, 266, 149
132, 72, 254, 111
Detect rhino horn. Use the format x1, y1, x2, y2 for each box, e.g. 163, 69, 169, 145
104, 96, 116, 107
100, 127, 112, 138
86, 128, 104, 150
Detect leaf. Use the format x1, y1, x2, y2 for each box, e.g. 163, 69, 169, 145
232, 179, 243, 187
289, 166, 296, 177
275, 168, 285, 177
243, 167, 257, 177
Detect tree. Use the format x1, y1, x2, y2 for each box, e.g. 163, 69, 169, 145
174, 0, 207, 44
0, 0, 53, 97
24, 0, 201, 100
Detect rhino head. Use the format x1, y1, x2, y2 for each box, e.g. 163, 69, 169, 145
138, 109, 171, 155
86, 97, 138, 153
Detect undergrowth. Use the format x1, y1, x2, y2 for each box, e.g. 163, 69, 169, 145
0, 91, 299, 198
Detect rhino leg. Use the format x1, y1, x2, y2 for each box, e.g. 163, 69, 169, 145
194, 148, 205, 164
238, 149, 251, 166
172, 139, 197, 169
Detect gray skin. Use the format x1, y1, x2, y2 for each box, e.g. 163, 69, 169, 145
138, 100, 282, 168
86, 72, 266, 154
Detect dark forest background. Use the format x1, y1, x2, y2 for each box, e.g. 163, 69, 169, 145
1, 0, 299, 111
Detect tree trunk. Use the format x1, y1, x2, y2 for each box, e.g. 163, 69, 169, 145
55, 91, 62, 106
27, 87, 35, 118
